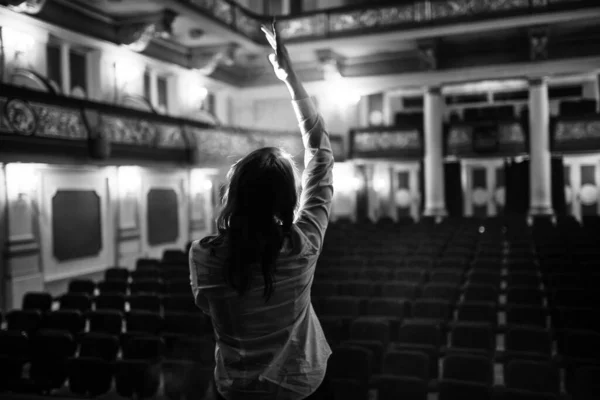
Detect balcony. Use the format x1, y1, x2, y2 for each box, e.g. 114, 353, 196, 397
183, 0, 598, 43
0, 84, 346, 165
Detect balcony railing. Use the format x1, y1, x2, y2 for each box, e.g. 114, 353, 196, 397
180, 0, 596, 43
0, 84, 345, 165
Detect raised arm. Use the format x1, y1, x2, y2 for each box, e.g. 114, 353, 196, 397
262, 22, 334, 251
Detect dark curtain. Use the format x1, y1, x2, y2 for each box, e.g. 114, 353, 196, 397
355, 164, 369, 222
419, 161, 425, 214
505, 158, 530, 215
551, 156, 566, 216
444, 161, 463, 217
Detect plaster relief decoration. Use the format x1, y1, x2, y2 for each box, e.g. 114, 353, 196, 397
235, 8, 261, 40
181, 0, 586, 42
0, 97, 87, 140
278, 15, 327, 39
213, 0, 233, 24
187, 127, 257, 165
352, 129, 422, 158
554, 120, 600, 142
418, 41, 437, 71
447, 126, 471, 152
6, 0, 47, 14
153, 123, 187, 149
529, 26, 549, 61
117, 9, 178, 52
329, 5, 415, 34
498, 122, 526, 145
99, 115, 157, 146
430, 0, 529, 19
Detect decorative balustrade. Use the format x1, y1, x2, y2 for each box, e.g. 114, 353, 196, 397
0, 84, 344, 166
350, 125, 423, 159
180, 0, 593, 43
446, 120, 528, 157
552, 114, 600, 152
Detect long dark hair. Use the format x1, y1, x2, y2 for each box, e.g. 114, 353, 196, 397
211, 147, 300, 302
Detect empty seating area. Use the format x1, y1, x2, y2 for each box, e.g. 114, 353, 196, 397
316, 216, 600, 400
0, 248, 215, 399
2, 216, 600, 399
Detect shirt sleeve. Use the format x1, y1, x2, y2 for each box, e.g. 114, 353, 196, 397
189, 245, 211, 315
292, 97, 335, 252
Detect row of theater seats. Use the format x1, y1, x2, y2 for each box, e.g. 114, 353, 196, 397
314, 216, 600, 399
0, 248, 222, 399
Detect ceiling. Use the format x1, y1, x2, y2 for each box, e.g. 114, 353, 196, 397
27, 0, 600, 87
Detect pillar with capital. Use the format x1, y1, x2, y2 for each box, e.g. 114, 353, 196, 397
423, 87, 447, 218
528, 78, 554, 216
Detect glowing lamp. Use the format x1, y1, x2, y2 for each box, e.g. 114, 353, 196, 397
6, 163, 38, 200
191, 169, 213, 195
2, 27, 34, 53
114, 61, 139, 87
118, 166, 140, 197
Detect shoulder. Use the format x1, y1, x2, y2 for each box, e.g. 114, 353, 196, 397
190, 234, 226, 264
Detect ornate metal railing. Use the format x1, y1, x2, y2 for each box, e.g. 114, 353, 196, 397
0, 84, 345, 165
180, 0, 596, 43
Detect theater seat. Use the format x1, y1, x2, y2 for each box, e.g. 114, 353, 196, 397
129, 294, 162, 312
391, 320, 441, 377
371, 375, 427, 400
104, 267, 129, 282
43, 310, 85, 335
505, 360, 560, 394
59, 293, 92, 313
79, 332, 120, 361
0, 330, 29, 391
68, 279, 96, 295
97, 280, 128, 295
505, 327, 553, 361
442, 353, 494, 386
88, 310, 123, 335
23, 292, 53, 312
122, 335, 165, 361
163, 360, 213, 400
448, 322, 495, 355
493, 389, 559, 400
163, 294, 196, 312
115, 360, 160, 399
68, 357, 113, 397
6, 309, 42, 335
327, 345, 373, 388
30, 330, 77, 391
439, 380, 492, 400
126, 310, 163, 335
381, 350, 429, 381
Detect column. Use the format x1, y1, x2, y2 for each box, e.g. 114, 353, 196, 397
423, 87, 447, 217
528, 78, 553, 216
60, 43, 71, 96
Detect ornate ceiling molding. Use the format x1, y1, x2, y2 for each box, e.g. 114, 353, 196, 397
529, 25, 549, 61
189, 43, 239, 75
116, 9, 178, 52
1, 0, 47, 14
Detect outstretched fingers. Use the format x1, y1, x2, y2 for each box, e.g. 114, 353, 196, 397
261, 26, 277, 50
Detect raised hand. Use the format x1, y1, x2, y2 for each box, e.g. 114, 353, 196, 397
261, 20, 294, 82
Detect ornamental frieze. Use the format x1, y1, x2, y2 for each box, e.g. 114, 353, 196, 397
555, 121, 600, 142
354, 130, 421, 153
0, 97, 87, 140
